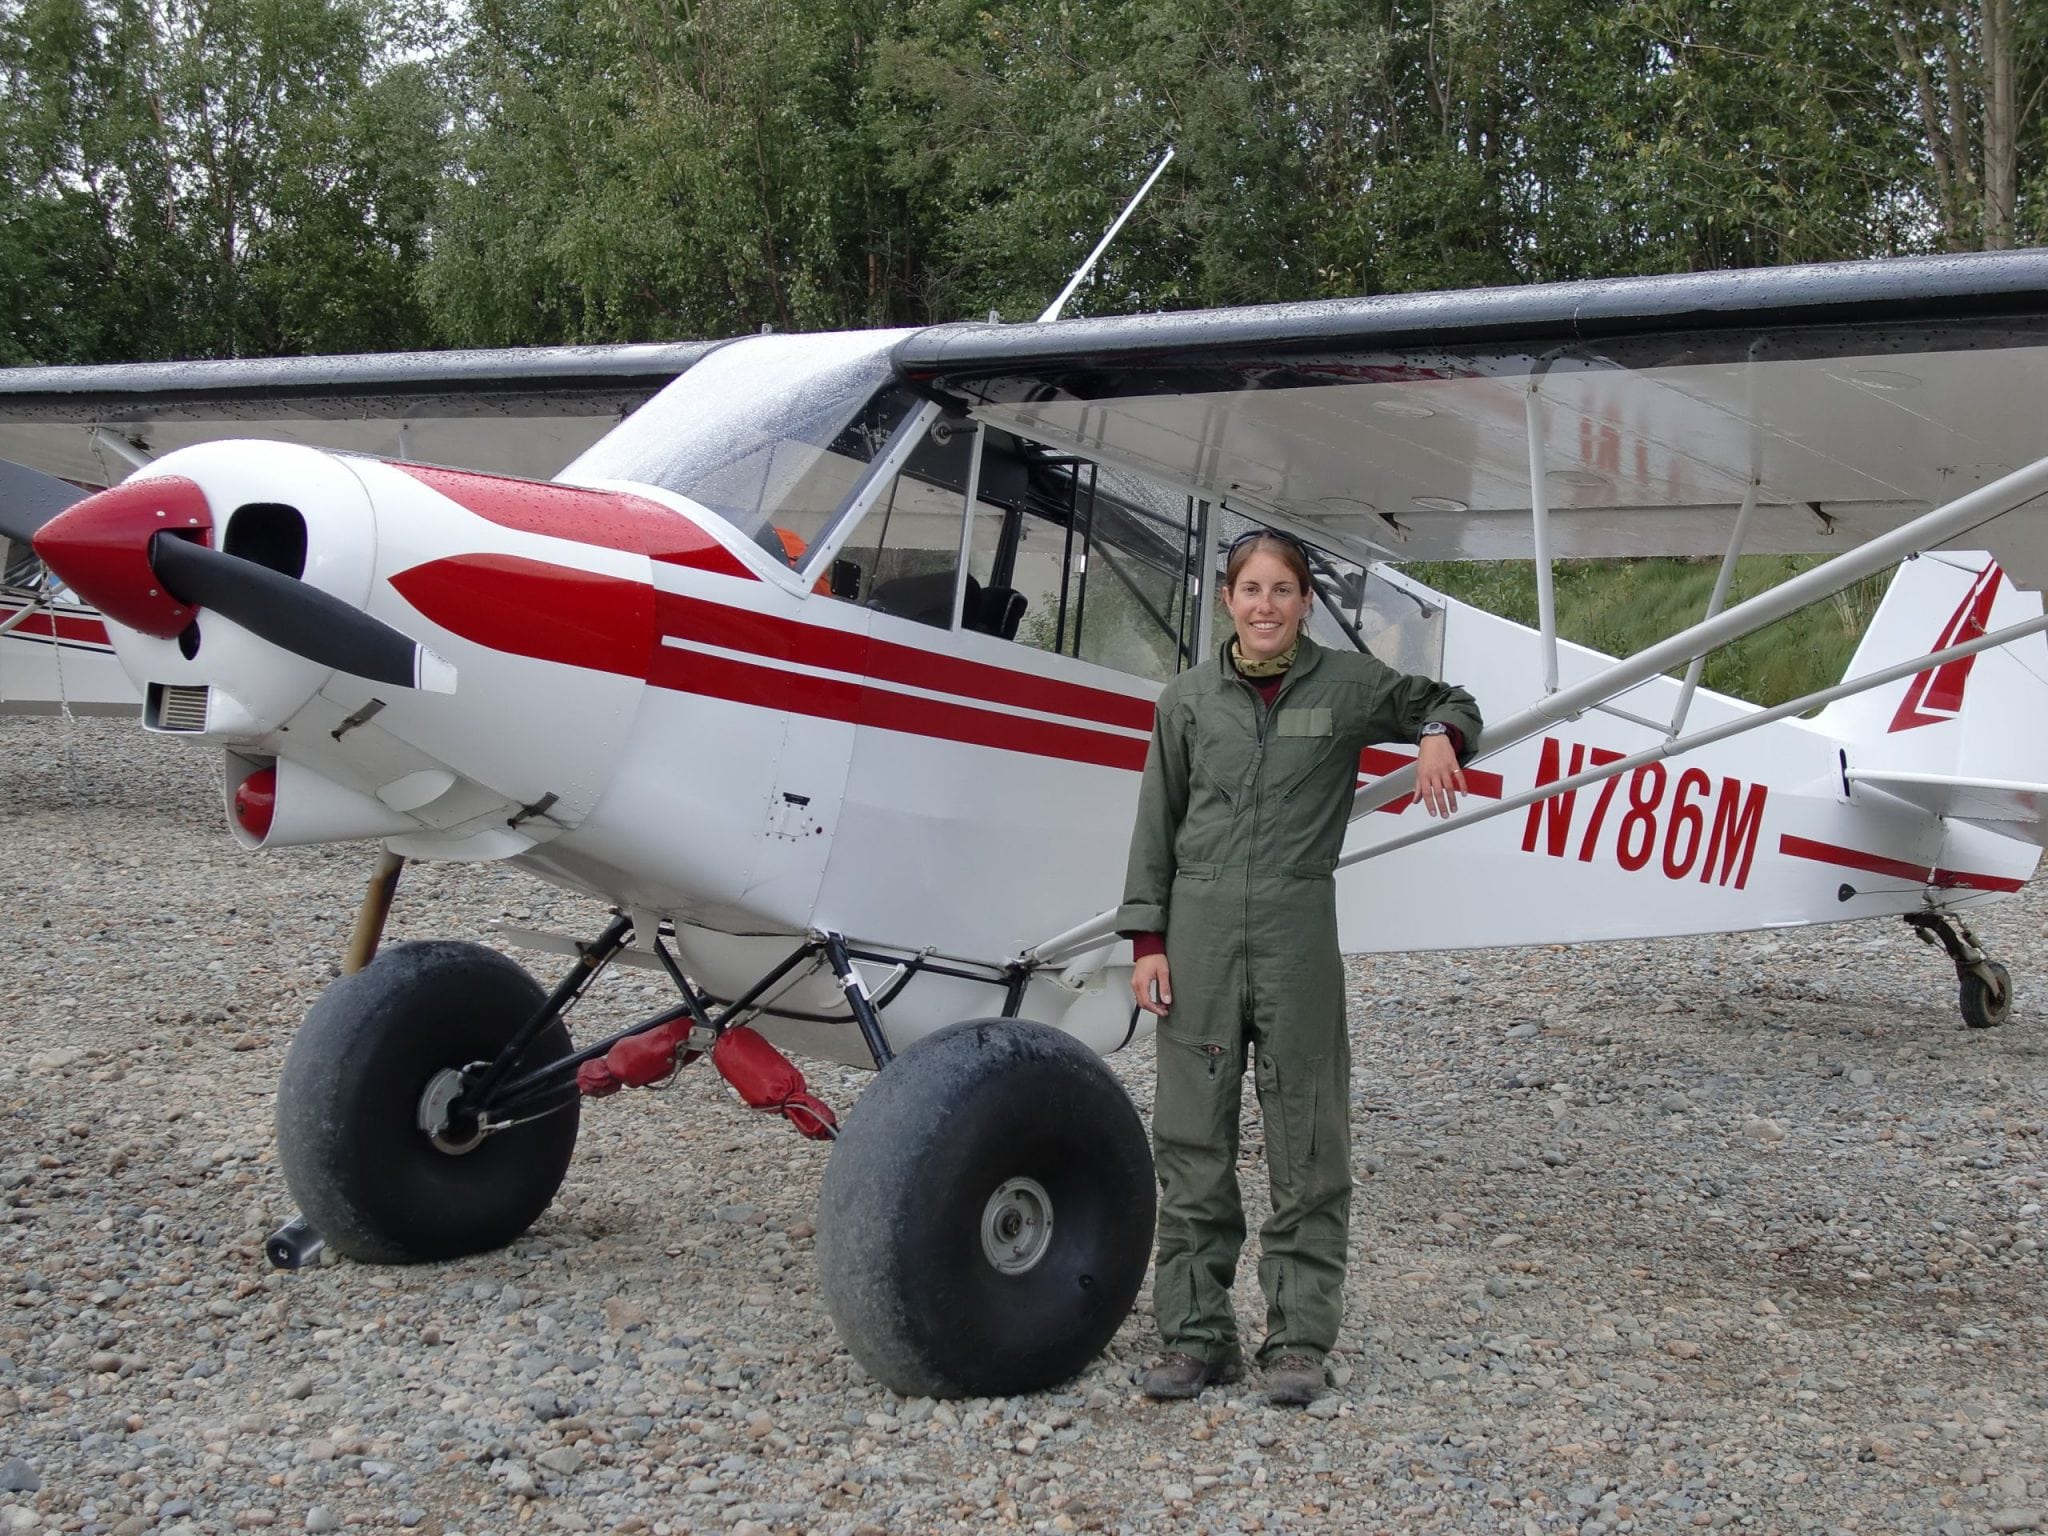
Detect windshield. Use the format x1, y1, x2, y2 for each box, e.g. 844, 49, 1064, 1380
558, 330, 916, 544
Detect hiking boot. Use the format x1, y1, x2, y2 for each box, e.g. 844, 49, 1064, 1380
1139, 1349, 1244, 1400
1262, 1352, 1329, 1406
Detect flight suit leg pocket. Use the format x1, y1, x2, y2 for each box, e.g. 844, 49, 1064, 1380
1253, 1046, 1350, 1219
1154, 1021, 1242, 1159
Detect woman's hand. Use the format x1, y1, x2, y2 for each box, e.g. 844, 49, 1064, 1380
1131, 953, 1173, 1017
1416, 734, 1468, 818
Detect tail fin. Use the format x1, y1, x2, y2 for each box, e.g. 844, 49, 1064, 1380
1815, 550, 2048, 782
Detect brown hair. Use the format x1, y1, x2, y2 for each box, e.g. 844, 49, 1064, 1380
1224, 532, 1312, 594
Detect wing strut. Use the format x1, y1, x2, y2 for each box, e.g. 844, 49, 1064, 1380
1017, 447, 2048, 970
1665, 340, 1771, 739
1664, 474, 1761, 737
1524, 373, 1559, 693
91, 427, 151, 474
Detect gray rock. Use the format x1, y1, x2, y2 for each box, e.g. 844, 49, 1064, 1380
0, 1456, 38, 1493
535, 1446, 582, 1477
526, 1390, 570, 1421
499, 1461, 536, 1496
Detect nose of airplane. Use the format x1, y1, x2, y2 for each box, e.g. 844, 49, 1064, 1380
34, 469, 453, 693
32, 475, 213, 637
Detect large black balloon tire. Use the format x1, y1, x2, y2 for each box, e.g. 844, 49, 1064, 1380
816, 1018, 1155, 1399
276, 940, 579, 1263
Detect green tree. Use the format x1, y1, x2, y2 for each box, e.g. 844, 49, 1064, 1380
1884, 0, 2048, 249
0, 0, 448, 364
427, 0, 939, 344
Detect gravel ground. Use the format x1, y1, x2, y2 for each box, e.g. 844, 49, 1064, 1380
2, 716, 2045, 1536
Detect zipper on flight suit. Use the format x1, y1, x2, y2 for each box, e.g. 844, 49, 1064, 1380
1230, 662, 1303, 1018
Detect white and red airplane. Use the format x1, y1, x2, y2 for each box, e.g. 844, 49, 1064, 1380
5, 250, 2048, 1400
0, 458, 133, 713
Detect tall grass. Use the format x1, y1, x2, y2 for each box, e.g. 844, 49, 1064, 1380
1406, 556, 1896, 708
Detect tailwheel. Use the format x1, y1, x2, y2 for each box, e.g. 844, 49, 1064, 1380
1960, 960, 2013, 1030
1904, 912, 2015, 1032
276, 940, 580, 1262
816, 1018, 1154, 1399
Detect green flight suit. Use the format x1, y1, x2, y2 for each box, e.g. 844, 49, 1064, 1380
1115, 634, 1483, 1365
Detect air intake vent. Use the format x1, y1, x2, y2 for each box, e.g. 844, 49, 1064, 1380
150, 684, 211, 732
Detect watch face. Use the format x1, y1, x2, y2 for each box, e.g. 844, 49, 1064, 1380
1420, 722, 1449, 736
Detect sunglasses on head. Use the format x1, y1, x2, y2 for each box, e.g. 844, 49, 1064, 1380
1226, 527, 1307, 556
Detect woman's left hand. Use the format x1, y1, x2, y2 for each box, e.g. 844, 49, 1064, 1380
1415, 735, 1467, 818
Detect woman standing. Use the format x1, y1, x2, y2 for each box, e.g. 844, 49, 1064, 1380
1115, 532, 1482, 1406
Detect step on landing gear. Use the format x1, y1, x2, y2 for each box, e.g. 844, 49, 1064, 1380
1903, 911, 2014, 1029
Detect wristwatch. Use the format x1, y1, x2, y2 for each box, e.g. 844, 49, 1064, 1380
1419, 721, 1451, 740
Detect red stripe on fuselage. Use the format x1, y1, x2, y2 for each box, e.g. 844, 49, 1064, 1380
1358, 744, 1504, 803
647, 644, 1149, 772
0, 606, 113, 647
391, 554, 1152, 771
390, 555, 654, 678
1778, 833, 2025, 893
652, 592, 1155, 734
390, 463, 759, 581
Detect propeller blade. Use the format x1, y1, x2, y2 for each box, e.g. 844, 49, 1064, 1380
148, 534, 456, 693
0, 459, 87, 546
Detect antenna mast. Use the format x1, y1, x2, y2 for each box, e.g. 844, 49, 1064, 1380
1036, 148, 1175, 325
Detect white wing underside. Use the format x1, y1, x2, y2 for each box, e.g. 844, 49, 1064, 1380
968, 341, 2048, 583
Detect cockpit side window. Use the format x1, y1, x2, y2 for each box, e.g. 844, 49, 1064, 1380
962, 439, 1205, 681
825, 413, 976, 629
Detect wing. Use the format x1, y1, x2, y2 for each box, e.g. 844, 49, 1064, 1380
0, 341, 721, 487
897, 250, 2048, 587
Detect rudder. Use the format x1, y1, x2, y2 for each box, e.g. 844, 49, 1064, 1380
1815, 550, 2048, 782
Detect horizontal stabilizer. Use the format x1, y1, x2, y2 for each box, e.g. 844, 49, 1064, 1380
1846, 768, 2048, 848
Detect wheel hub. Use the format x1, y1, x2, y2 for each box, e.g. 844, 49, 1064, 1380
418, 1067, 486, 1155
980, 1176, 1054, 1274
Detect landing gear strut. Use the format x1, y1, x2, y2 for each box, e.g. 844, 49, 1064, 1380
1904, 911, 2014, 1029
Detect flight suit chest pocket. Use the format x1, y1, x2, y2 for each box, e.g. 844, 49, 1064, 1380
1192, 714, 1259, 803
1274, 707, 1332, 738
1271, 705, 1337, 796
